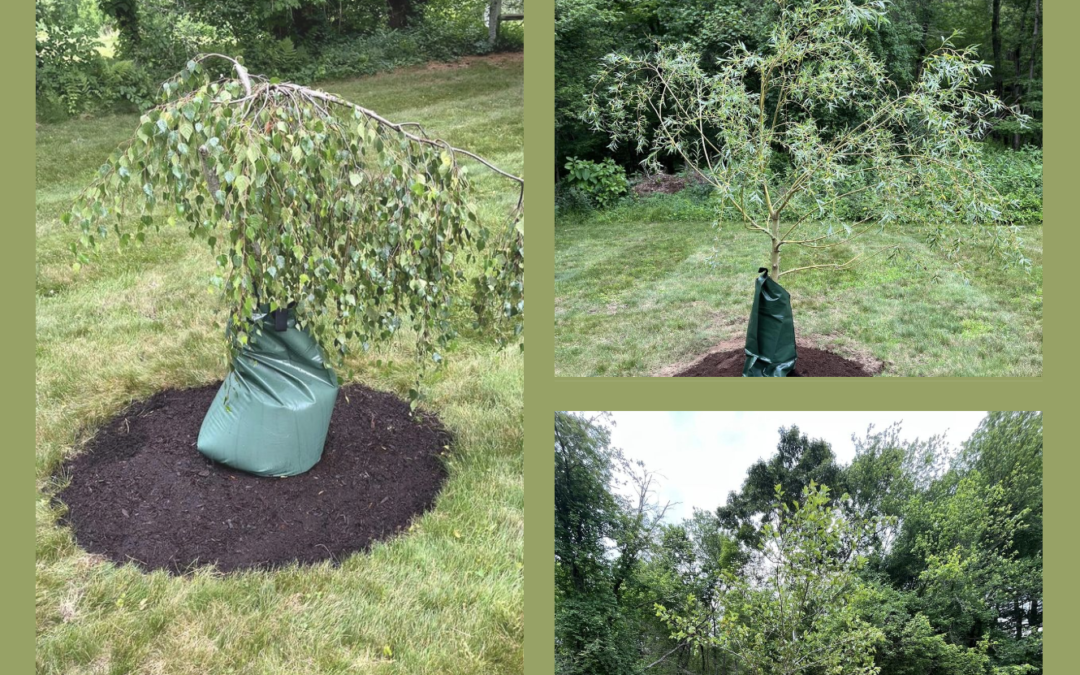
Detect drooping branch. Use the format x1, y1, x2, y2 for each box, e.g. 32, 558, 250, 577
192, 53, 525, 218
67, 53, 526, 383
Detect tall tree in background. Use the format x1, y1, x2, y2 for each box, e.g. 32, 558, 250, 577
718, 426, 845, 546
554, 412, 637, 675
99, 0, 140, 45
554, 412, 677, 675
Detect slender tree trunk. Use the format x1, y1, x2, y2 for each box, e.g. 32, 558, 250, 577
1030, 0, 1041, 81
992, 0, 1004, 99
770, 213, 781, 278
1013, 43, 1024, 149
489, 0, 502, 47
1012, 0, 1032, 149
913, 0, 933, 81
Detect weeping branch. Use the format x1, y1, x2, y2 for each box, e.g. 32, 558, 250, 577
193, 53, 525, 219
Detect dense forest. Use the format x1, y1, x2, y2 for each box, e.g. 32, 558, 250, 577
555, 0, 1042, 180
554, 412, 1043, 675
36, 0, 524, 120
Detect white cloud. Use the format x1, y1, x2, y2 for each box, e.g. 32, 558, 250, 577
584, 411, 987, 523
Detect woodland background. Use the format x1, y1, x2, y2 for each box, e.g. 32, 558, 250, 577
36, 0, 524, 121
555, 411, 1043, 675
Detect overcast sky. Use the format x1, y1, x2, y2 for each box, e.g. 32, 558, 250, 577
583, 411, 988, 523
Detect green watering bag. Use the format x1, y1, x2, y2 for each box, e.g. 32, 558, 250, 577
743, 268, 797, 377
197, 309, 339, 476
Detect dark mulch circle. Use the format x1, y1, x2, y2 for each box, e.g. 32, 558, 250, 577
56, 383, 450, 574
674, 346, 875, 377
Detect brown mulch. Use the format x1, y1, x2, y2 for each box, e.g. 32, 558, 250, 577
56, 383, 450, 574
673, 346, 877, 377
632, 173, 690, 196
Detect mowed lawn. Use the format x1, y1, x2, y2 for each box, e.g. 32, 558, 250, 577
37, 55, 523, 674
554, 197, 1042, 377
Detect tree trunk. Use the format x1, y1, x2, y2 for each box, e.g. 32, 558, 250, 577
913, 0, 933, 82
488, 0, 502, 47
770, 213, 781, 278
388, 0, 425, 28
992, 0, 1004, 99
1029, 0, 1041, 81
1013, 43, 1023, 149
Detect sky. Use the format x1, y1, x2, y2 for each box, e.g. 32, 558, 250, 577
585, 411, 988, 523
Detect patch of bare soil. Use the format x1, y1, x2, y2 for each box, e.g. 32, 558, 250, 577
422, 52, 523, 70
658, 338, 884, 377
632, 173, 689, 196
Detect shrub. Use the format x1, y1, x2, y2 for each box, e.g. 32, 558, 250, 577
102, 59, 155, 109
554, 183, 595, 216
563, 157, 628, 209
36, 0, 109, 119
36, 0, 522, 122
982, 146, 1042, 224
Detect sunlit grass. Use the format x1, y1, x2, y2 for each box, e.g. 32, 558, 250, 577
554, 195, 1041, 377
36, 55, 524, 675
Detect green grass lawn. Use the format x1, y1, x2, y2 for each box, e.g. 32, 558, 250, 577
37, 55, 523, 675
554, 195, 1042, 377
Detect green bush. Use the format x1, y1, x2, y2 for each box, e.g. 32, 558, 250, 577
36, 0, 109, 119
563, 157, 628, 209
554, 183, 596, 216
36, 0, 523, 121
102, 59, 155, 109
982, 146, 1043, 224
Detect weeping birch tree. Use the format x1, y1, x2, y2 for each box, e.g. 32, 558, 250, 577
65, 54, 524, 394
584, 0, 1030, 279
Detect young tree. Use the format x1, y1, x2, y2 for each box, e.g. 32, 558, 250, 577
656, 483, 885, 675
66, 55, 524, 391
585, 0, 1030, 279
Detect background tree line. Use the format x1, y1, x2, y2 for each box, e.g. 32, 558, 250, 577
555, 0, 1041, 181
36, 0, 524, 120
554, 411, 1043, 675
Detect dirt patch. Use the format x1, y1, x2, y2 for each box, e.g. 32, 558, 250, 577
632, 173, 689, 196
56, 383, 450, 574
423, 52, 523, 70
658, 336, 883, 377
674, 345, 878, 377
367, 52, 523, 80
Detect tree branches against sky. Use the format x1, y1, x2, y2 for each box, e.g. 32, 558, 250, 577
573, 411, 988, 522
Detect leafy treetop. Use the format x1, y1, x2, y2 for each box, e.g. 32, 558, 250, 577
585, 0, 1030, 278
66, 54, 524, 392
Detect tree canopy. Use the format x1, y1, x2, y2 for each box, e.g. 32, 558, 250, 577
584, 0, 1030, 278
556, 0, 1042, 177
66, 55, 524, 391
554, 412, 1043, 675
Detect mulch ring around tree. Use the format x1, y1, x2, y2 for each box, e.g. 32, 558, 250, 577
56, 383, 451, 574
674, 346, 875, 376
663, 339, 883, 377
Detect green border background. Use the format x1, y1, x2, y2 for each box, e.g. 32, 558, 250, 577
6, 0, 1069, 671
525, 2, 1063, 675
11, 0, 36, 668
